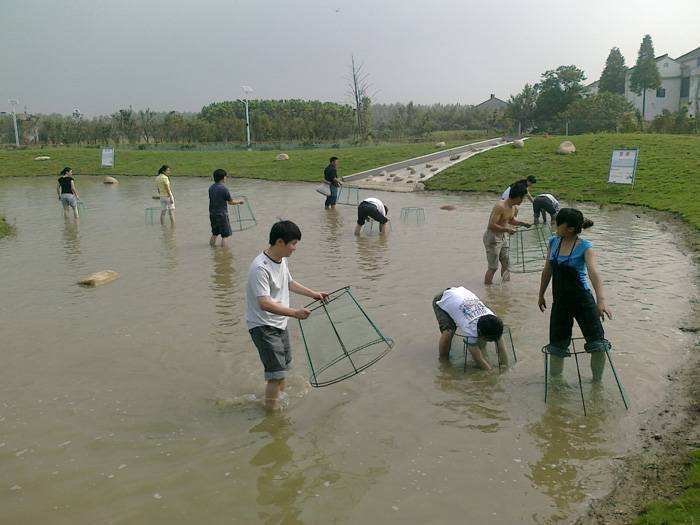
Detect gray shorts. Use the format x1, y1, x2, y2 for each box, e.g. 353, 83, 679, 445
483, 230, 509, 271
432, 292, 457, 333
60, 194, 77, 208
249, 325, 292, 380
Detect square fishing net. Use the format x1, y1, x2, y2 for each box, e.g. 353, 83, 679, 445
229, 196, 257, 232
400, 207, 426, 225
298, 286, 395, 387
336, 186, 361, 206
509, 224, 550, 273
462, 325, 517, 370
145, 206, 160, 225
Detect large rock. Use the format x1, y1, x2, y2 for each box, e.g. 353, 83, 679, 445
512, 139, 525, 149
78, 270, 119, 287
430, 167, 438, 172
557, 140, 576, 154
440, 205, 457, 211
434, 141, 446, 148
34, 156, 51, 161
449, 154, 461, 161
103, 176, 118, 184
393, 176, 404, 182
276, 153, 289, 161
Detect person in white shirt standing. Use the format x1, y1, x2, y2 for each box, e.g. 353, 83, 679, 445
246, 220, 328, 410
354, 197, 390, 235
432, 286, 508, 370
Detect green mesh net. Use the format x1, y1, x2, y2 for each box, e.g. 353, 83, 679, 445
336, 186, 361, 206
461, 326, 517, 371
298, 287, 394, 387
509, 224, 550, 273
400, 207, 426, 225
229, 196, 257, 232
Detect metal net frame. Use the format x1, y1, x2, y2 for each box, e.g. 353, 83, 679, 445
462, 325, 517, 371
298, 286, 395, 387
229, 196, 257, 232
509, 224, 550, 273
362, 219, 392, 234
400, 207, 426, 225
541, 337, 629, 415
145, 206, 160, 225
336, 186, 361, 206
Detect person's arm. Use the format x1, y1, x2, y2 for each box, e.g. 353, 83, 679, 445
228, 198, 245, 205
508, 207, 530, 228
167, 183, 174, 202
585, 248, 613, 320
527, 190, 534, 204
467, 343, 492, 371
70, 180, 80, 200
538, 245, 553, 311
488, 206, 516, 234
289, 280, 328, 301
258, 296, 310, 320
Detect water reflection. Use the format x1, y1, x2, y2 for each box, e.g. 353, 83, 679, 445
209, 249, 238, 343
318, 209, 344, 266
250, 414, 305, 525
160, 225, 178, 271
61, 217, 81, 264
354, 234, 389, 286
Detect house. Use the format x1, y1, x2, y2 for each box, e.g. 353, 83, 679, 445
586, 46, 700, 119
474, 94, 508, 112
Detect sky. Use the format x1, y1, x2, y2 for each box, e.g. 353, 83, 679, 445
1, 0, 698, 116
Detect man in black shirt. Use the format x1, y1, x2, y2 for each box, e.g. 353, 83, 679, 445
208, 169, 245, 247
323, 156, 342, 209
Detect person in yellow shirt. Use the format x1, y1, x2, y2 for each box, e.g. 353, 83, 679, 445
155, 165, 175, 225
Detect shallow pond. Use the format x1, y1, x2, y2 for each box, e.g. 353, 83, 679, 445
0, 176, 696, 524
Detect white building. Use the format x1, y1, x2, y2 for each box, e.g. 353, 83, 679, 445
586, 46, 700, 120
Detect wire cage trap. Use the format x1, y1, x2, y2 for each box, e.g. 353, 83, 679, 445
541, 337, 629, 415
462, 325, 517, 371
145, 207, 161, 225
298, 286, 395, 387
76, 201, 87, 214
362, 219, 391, 234
229, 196, 257, 232
400, 207, 426, 225
509, 224, 550, 273
336, 186, 361, 206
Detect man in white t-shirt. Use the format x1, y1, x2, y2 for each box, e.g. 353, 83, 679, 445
501, 175, 537, 203
246, 220, 328, 410
431, 286, 508, 370
355, 197, 390, 235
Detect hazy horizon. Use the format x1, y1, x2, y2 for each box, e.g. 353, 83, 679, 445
1, 0, 698, 116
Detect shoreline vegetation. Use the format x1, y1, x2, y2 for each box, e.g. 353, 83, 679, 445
0, 215, 14, 238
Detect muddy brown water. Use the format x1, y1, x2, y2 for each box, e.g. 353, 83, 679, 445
0, 177, 696, 524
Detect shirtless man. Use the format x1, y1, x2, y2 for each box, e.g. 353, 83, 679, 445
483, 182, 531, 284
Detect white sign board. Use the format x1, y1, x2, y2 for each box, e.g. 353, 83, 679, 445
608, 148, 638, 185
101, 147, 114, 168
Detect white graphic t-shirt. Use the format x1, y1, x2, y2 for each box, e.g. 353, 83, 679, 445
363, 197, 386, 217
246, 252, 293, 330
436, 287, 493, 343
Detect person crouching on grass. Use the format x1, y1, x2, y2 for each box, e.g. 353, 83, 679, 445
208, 168, 245, 248
432, 286, 508, 371
246, 220, 329, 410
538, 208, 613, 381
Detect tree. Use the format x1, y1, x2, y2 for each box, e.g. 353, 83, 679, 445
629, 34, 661, 127
534, 65, 586, 128
564, 92, 635, 133
599, 47, 627, 95
506, 83, 538, 134
347, 55, 372, 142
138, 108, 157, 143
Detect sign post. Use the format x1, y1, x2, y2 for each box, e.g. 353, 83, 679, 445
608, 148, 639, 187
101, 147, 115, 168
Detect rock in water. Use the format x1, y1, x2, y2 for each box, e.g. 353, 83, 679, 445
512, 139, 525, 149
430, 167, 438, 172
103, 176, 119, 184
276, 153, 289, 161
393, 176, 404, 182
78, 270, 119, 287
440, 205, 457, 211
557, 140, 576, 154
434, 141, 446, 148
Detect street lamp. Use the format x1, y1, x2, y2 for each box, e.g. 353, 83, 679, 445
8, 99, 20, 147
240, 85, 253, 150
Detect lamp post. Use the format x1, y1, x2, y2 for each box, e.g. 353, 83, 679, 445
8, 99, 20, 147
240, 85, 253, 150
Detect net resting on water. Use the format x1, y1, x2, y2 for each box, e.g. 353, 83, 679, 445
298, 286, 394, 387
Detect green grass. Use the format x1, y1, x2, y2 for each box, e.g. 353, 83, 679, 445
0, 215, 14, 239
0, 141, 465, 183
634, 450, 700, 524
427, 133, 700, 229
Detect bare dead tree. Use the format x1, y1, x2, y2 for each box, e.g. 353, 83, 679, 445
346, 55, 373, 141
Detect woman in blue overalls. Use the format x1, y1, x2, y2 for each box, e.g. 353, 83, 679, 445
537, 208, 612, 380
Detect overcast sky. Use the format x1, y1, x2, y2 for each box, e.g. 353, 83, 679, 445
1, 0, 698, 115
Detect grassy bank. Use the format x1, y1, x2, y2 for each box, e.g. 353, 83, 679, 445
0, 141, 465, 183
635, 450, 700, 524
427, 133, 700, 229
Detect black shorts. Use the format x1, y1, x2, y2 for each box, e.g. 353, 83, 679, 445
249, 326, 292, 380
432, 292, 456, 333
210, 213, 232, 238
357, 201, 388, 226
549, 290, 605, 352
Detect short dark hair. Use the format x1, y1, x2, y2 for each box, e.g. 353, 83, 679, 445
509, 182, 528, 200
213, 169, 227, 182
526, 175, 537, 184
60, 167, 72, 176
269, 220, 302, 245
158, 165, 169, 175
330, 156, 338, 163
556, 208, 594, 233
477, 314, 504, 342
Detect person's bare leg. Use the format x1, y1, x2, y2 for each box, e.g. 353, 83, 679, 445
379, 223, 387, 234
501, 267, 511, 282
500, 250, 510, 282
264, 379, 283, 410
438, 330, 454, 360
354, 224, 362, 236
468, 345, 492, 371
210, 235, 218, 247
220, 236, 228, 248
484, 268, 497, 285
62, 202, 69, 218
168, 210, 175, 225
160, 210, 166, 225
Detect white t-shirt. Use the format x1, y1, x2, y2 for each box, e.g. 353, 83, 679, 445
362, 197, 386, 217
435, 287, 494, 344
246, 252, 293, 330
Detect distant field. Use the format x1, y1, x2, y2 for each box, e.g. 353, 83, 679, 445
0, 141, 468, 182
427, 133, 700, 229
